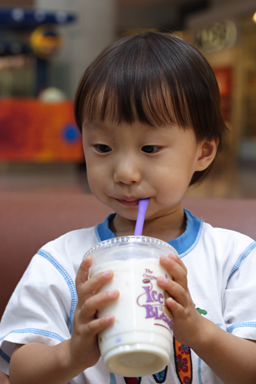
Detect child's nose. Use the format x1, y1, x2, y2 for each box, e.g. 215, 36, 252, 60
113, 157, 141, 185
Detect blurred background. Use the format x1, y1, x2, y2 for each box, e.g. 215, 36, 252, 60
0, 0, 256, 199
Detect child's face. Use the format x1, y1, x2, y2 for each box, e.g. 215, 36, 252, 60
82, 119, 216, 228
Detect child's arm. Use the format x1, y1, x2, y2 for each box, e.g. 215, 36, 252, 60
9, 256, 119, 384
158, 254, 256, 384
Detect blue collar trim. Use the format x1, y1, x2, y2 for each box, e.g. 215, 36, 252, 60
95, 209, 202, 257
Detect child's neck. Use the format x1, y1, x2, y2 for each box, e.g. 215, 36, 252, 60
109, 203, 186, 242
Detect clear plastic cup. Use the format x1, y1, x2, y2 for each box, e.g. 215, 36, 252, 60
85, 236, 178, 377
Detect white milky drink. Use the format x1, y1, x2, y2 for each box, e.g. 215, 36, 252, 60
85, 236, 178, 377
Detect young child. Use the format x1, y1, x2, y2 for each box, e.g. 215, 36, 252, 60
1, 32, 256, 384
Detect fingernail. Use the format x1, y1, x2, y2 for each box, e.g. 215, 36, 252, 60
103, 270, 111, 278
105, 315, 114, 323
158, 276, 168, 285
108, 290, 118, 298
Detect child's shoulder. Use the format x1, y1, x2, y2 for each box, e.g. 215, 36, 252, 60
202, 219, 254, 242
36, 225, 99, 276
185, 208, 255, 254
182, 214, 256, 282
199, 219, 256, 259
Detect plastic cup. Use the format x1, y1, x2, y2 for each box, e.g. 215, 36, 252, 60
85, 236, 178, 377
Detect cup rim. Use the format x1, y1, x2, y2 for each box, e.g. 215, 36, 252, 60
84, 235, 177, 259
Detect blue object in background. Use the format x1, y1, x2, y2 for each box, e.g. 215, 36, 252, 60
0, 8, 77, 30
62, 124, 81, 144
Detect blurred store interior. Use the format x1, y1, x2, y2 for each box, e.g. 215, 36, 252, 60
1, 0, 256, 199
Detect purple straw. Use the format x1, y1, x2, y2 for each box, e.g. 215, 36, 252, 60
134, 199, 150, 236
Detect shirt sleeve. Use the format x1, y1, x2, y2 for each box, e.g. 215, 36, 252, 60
224, 241, 256, 340
0, 250, 77, 375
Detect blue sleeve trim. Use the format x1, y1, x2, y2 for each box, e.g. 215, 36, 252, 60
37, 249, 78, 333
0, 328, 65, 363
227, 322, 256, 334
0, 348, 10, 364
110, 373, 117, 384
228, 241, 256, 282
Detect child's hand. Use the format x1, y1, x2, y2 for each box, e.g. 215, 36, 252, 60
70, 256, 119, 371
158, 254, 203, 347
9, 258, 119, 384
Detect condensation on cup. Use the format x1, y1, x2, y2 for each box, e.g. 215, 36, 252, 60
85, 236, 178, 377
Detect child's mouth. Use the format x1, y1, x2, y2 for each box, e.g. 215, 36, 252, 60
117, 199, 139, 207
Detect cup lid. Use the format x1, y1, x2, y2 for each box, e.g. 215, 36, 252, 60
84, 235, 178, 268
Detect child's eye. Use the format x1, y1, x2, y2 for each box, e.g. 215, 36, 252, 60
141, 145, 160, 154
94, 144, 112, 153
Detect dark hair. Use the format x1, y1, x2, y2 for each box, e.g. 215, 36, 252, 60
74, 32, 228, 185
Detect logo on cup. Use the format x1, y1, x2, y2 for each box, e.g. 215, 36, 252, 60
137, 269, 172, 331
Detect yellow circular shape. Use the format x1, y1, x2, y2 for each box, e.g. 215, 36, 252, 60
30, 24, 64, 60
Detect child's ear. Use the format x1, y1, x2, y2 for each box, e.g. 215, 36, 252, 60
196, 138, 219, 171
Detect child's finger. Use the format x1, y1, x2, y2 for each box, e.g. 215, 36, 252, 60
84, 314, 115, 337
77, 267, 114, 306
160, 254, 187, 288
165, 296, 184, 318
76, 256, 92, 289
157, 275, 188, 308
169, 253, 187, 271
79, 289, 119, 320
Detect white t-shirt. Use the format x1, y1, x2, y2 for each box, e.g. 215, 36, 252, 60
1, 209, 256, 384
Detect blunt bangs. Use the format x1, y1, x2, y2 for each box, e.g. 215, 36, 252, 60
75, 41, 192, 128
75, 33, 223, 137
